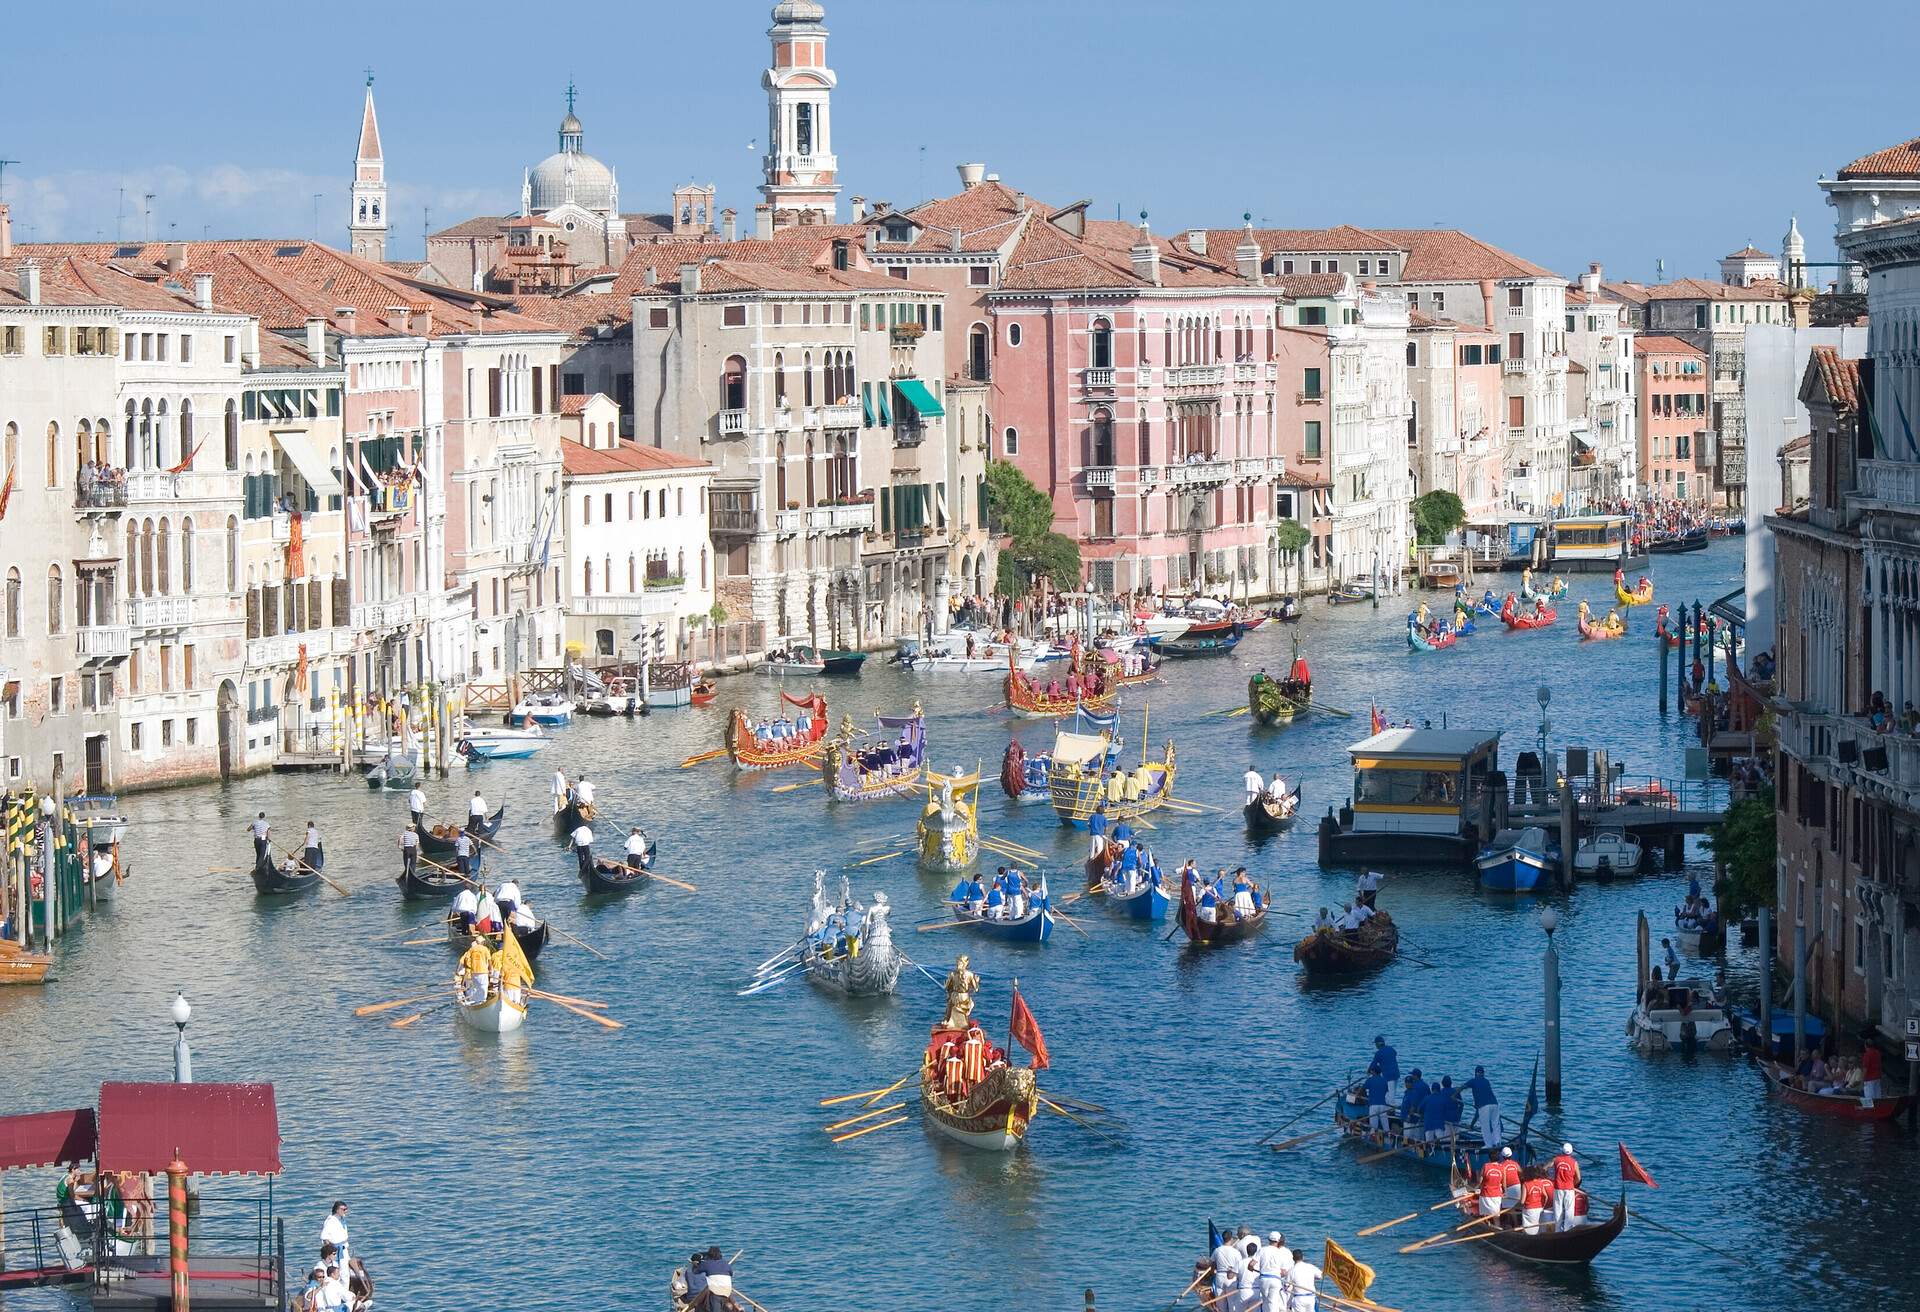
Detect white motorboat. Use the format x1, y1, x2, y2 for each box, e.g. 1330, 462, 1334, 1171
579, 677, 643, 717
1628, 979, 1733, 1053
903, 634, 1050, 674
510, 694, 576, 727
1141, 615, 1194, 642
455, 982, 528, 1033
758, 642, 827, 676
67, 795, 128, 846
1574, 829, 1643, 878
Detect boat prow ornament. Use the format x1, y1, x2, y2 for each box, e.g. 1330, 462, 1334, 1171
937, 955, 980, 1032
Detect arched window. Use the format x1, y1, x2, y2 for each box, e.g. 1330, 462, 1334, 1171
225, 516, 239, 592
774, 352, 787, 405
124, 402, 137, 468
156, 518, 171, 595
1089, 317, 1114, 370
224, 399, 239, 470
583, 557, 593, 597
154, 399, 170, 470
46, 564, 63, 635
721, 355, 747, 411
967, 324, 990, 381
126, 522, 140, 598
1007, 322, 1022, 348
140, 520, 155, 596
1002, 426, 1019, 456
75, 420, 90, 477
776, 439, 788, 507
45, 420, 59, 487
179, 401, 193, 467
1405, 341, 1417, 367
803, 351, 814, 407
805, 438, 816, 505
628, 555, 637, 592
3, 567, 19, 638
1090, 407, 1115, 467
2, 422, 15, 478
181, 518, 195, 593
139, 400, 153, 469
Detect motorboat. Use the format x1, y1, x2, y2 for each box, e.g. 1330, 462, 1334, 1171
1476, 826, 1557, 892
901, 634, 1048, 674
1628, 978, 1734, 1053
66, 794, 129, 846
510, 694, 575, 727
758, 641, 828, 676
579, 677, 643, 717
456, 720, 550, 761
1573, 830, 1643, 878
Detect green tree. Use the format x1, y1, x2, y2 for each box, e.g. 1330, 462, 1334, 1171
985, 462, 1081, 593
1272, 520, 1310, 594
1705, 787, 1777, 918
1411, 490, 1466, 546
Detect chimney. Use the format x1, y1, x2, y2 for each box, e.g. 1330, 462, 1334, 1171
193, 273, 214, 310
244, 319, 260, 368
387, 304, 411, 334
1582, 262, 1602, 300
334, 305, 357, 334
754, 204, 774, 240
1184, 229, 1207, 256
1130, 215, 1160, 288
864, 228, 878, 255
950, 228, 963, 253
165, 243, 187, 276
679, 262, 701, 296
1478, 278, 1497, 327
1234, 214, 1261, 284
644, 264, 658, 287
18, 259, 41, 306
984, 173, 1000, 183
415, 306, 433, 336
850, 195, 867, 218
304, 316, 326, 362
721, 208, 737, 242
957, 162, 986, 190
0, 203, 12, 259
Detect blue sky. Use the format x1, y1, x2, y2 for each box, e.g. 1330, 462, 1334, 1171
5, 0, 1917, 284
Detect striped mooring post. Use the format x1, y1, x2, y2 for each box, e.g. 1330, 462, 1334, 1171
168, 1154, 190, 1312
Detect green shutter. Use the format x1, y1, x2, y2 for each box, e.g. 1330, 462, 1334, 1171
880, 484, 891, 532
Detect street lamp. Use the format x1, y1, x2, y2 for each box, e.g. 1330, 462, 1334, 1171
170, 992, 192, 1083
1539, 907, 1561, 1103
1535, 685, 1552, 783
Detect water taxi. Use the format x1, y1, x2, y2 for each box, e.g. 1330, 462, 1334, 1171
1316, 728, 1503, 869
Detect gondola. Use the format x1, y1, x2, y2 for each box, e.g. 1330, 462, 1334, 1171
1242, 786, 1302, 834
553, 798, 596, 835
1649, 529, 1710, 555
1247, 672, 1297, 726
690, 679, 718, 707
1176, 876, 1268, 947
1447, 1172, 1628, 1267
251, 848, 322, 896
1406, 622, 1459, 652
1613, 570, 1655, 606
581, 854, 651, 895
726, 692, 829, 770
1759, 1059, 1913, 1120
1293, 910, 1399, 974
1328, 582, 1375, 606
820, 649, 868, 676
396, 859, 468, 900
446, 909, 549, 963
417, 805, 506, 857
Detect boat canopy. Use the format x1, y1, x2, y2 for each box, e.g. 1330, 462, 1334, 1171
1050, 731, 1112, 765
1348, 728, 1500, 766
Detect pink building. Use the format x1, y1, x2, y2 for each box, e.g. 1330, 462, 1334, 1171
987, 216, 1294, 596
1635, 335, 1710, 504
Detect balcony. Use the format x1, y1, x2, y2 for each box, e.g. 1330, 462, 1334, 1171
247, 630, 342, 668
350, 596, 420, 632
1859, 459, 1920, 506
1295, 390, 1325, 405
127, 469, 241, 503
1176, 459, 1233, 485
270, 513, 292, 543
1161, 464, 1191, 488
774, 507, 806, 536
710, 506, 758, 536
894, 420, 926, 448
570, 592, 683, 618
819, 402, 862, 430
1085, 467, 1117, 490
1166, 364, 1226, 391
1502, 358, 1528, 375
1233, 362, 1259, 385
1139, 466, 1160, 489
1840, 716, 1920, 802
75, 624, 130, 661
1266, 456, 1286, 478
718, 408, 748, 438
370, 484, 414, 519
75, 477, 128, 513
1083, 367, 1116, 391
129, 595, 194, 630
1233, 458, 1265, 480
805, 502, 874, 534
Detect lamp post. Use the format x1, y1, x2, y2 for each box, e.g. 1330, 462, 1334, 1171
171, 992, 192, 1083
1535, 684, 1552, 773
1540, 906, 1561, 1103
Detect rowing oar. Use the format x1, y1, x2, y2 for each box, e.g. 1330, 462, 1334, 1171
738, 963, 806, 997
541, 993, 623, 1029
617, 861, 697, 893
860, 1071, 918, 1107
399, 935, 445, 947
832, 1115, 907, 1145
543, 921, 610, 961
419, 855, 480, 887
1036, 1091, 1110, 1115
1266, 1125, 1340, 1152
374, 917, 447, 940
280, 846, 350, 897
769, 778, 816, 794
1161, 1269, 1210, 1311
733, 1289, 778, 1312
915, 919, 972, 932
1039, 1095, 1122, 1145
819, 1073, 916, 1108
1355, 1141, 1408, 1165
850, 850, 903, 867
526, 988, 607, 1009
854, 833, 908, 851
1051, 906, 1090, 937
1224, 706, 1250, 717
823, 1102, 905, 1134
1405, 1228, 1501, 1254
981, 834, 1043, 857
1308, 701, 1354, 718
353, 994, 438, 1017
1167, 797, 1224, 813
390, 1000, 453, 1028
1399, 1212, 1493, 1253
679, 747, 728, 768
1356, 1196, 1464, 1237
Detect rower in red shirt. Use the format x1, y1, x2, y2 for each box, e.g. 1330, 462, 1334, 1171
1862, 1045, 1884, 1109
1520, 1173, 1554, 1234
1476, 1158, 1507, 1218
1497, 1145, 1522, 1199
1548, 1144, 1582, 1231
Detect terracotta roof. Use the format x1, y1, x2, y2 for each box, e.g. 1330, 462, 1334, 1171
1600, 280, 1652, 306
1633, 334, 1706, 356
1838, 136, 1920, 180
558, 394, 599, 416
1271, 273, 1348, 299
1808, 345, 1862, 412
1723, 245, 1773, 260
504, 215, 563, 230
0, 255, 202, 311
429, 216, 517, 241
561, 438, 709, 477
1370, 229, 1559, 282
1780, 432, 1813, 457
382, 259, 431, 277
996, 219, 1249, 293
256, 330, 323, 369
890, 181, 1035, 255
1641, 276, 1786, 302
1567, 360, 1588, 374
1228, 225, 1398, 254
514, 292, 633, 337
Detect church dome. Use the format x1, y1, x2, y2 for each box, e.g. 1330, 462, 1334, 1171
773, 1, 825, 23
528, 149, 615, 213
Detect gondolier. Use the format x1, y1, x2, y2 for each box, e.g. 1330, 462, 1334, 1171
468, 791, 487, 827
1087, 802, 1108, 859
1355, 870, 1383, 909
248, 812, 271, 862
453, 830, 475, 877
407, 785, 426, 827
571, 819, 595, 875
304, 821, 324, 871
400, 826, 419, 880
496, 880, 522, 920
552, 768, 569, 814
453, 886, 477, 930
625, 827, 652, 869
1244, 766, 1265, 805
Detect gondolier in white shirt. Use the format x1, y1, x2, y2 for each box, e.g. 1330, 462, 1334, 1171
399, 826, 419, 881
407, 786, 426, 827
552, 768, 569, 814
1254, 1233, 1294, 1312
1244, 766, 1265, 805
467, 791, 487, 827
452, 831, 474, 877
453, 886, 478, 929
247, 812, 271, 862
571, 821, 595, 875
1266, 770, 1289, 802
92, 846, 116, 888
319, 1202, 350, 1270
625, 827, 650, 866
575, 776, 595, 808
1355, 869, 1383, 909
495, 880, 522, 920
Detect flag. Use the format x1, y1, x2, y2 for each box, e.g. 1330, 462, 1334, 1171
287, 507, 305, 578
166, 438, 204, 476
1008, 986, 1049, 1070
1370, 702, 1387, 735
0, 460, 13, 521
296, 643, 309, 695
1323, 1239, 1376, 1304
499, 917, 535, 989
1208, 1219, 1221, 1256
1618, 1142, 1657, 1189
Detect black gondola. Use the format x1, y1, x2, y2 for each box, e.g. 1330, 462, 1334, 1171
417, 804, 505, 857
396, 859, 468, 899
553, 798, 596, 835
445, 910, 549, 962
251, 848, 322, 896
1242, 786, 1303, 834
581, 855, 651, 895
1445, 1168, 1628, 1267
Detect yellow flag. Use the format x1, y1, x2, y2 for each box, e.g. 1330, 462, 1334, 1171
499, 920, 535, 989
1324, 1239, 1375, 1304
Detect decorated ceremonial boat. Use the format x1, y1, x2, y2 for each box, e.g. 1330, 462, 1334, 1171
801, 875, 902, 996
919, 959, 1042, 1151
1613, 569, 1655, 606
1005, 646, 1119, 718
917, 768, 982, 874
417, 805, 505, 857
1294, 910, 1399, 974
1102, 649, 1160, 686
1500, 596, 1557, 630
726, 692, 829, 770
1049, 715, 1176, 828
1576, 600, 1627, 640
1248, 671, 1298, 725
1176, 873, 1268, 947
1001, 712, 1120, 801
822, 708, 927, 801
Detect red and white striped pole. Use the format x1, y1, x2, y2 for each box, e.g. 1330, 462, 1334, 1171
167, 1153, 189, 1312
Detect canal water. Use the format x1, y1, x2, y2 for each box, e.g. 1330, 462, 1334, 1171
6, 541, 1916, 1312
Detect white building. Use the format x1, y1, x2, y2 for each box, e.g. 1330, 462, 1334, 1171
559, 405, 716, 659
1565, 263, 1637, 506
1821, 135, 1920, 292
1718, 244, 1781, 287
1325, 284, 1413, 590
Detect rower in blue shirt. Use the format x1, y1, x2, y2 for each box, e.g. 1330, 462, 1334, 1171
1369, 1035, 1400, 1083
1361, 1071, 1392, 1136
1419, 1084, 1454, 1146
1118, 842, 1140, 880
1438, 1075, 1462, 1132
1464, 1065, 1501, 1147
1113, 819, 1134, 847
1403, 1069, 1429, 1123
983, 882, 1004, 918
1147, 858, 1163, 887
1087, 803, 1109, 859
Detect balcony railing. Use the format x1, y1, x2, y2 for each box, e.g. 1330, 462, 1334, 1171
1084, 367, 1115, 390
1502, 358, 1528, 375
571, 593, 683, 618
1185, 459, 1233, 484
129, 595, 194, 629
247, 630, 342, 668
1085, 467, 1117, 490
1840, 715, 1920, 800
1296, 390, 1325, 405
350, 597, 419, 631
819, 402, 862, 429
75, 477, 129, 511
1162, 464, 1191, 487
75, 625, 130, 660
128, 469, 242, 503
1266, 456, 1286, 477
1860, 459, 1920, 505
718, 409, 748, 438
1233, 363, 1259, 384
894, 420, 925, 448
1166, 364, 1226, 389
1234, 457, 1265, 480
710, 506, 757, 535
1140, 466, 1160, 489
774, 508, 806, 535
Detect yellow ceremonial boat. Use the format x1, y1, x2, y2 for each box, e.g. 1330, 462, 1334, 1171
1614, 568, 1655, 606
1577, 599, 1628, 640
1004, 644, 1118, 718
1048, 707, 1176, 828
917, 766, 982, 874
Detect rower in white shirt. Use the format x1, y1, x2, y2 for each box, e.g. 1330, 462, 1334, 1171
495, 880, 522, 918
1236, 1237, 1259, 1312
551, 768, 569, 814
1209, 1233, 1244, 1306
407, 786, 426, 825
571, 823, 595, 871
1355, 869, 1384, 908
453, 886, 478, 929
1285, 1256, 1321, 1312
1244, 766, 1266, 805
1312, 906, 1335, 931
625, 828, 651, 863
1254, 1233, 1294, 1312
574, 777, 595, 807
1336, 903, 1367, 932
319, 1202, 350, 1270
509, 899, 538, 933
1267, 770, 1289, 801
467, 791, 487, 826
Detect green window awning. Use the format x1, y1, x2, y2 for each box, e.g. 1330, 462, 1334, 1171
860, 383, 875, 427
878, 385, 892, 428
893, 378, 944, 419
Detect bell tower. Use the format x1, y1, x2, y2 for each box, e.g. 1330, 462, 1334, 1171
349, 73, 388, 262
757, 2, 840, 237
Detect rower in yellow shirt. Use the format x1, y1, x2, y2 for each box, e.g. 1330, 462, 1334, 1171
457, 941, 493, 1003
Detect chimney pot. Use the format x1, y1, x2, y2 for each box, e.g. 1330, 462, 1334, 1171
19, 259, 41, 305
644, 265, 658, 287
165, 242, 187, 275
305, 316, 326, 362
1185, 229, 1207, 255
722, 208, 737, 242
387, 304, 411, 333
957, 162, 986, 190
193, 273, 214, 310
0, 202, 13, 260
679, 262, 701, 296
334, 305, 357, 333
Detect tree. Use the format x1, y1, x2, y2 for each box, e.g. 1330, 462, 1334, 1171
1705, 787, 1777, 918
986, 462, 1082, 594
1411, 490, 1466, 546
1272, 520, 1310, 594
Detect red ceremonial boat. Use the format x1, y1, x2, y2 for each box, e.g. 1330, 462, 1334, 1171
725, 692, 828, 770
1760, 1059, 1913, 1122
919, 958, 1043, 1150
1005, 644, 1118, 718
1500, 594, 1557, 630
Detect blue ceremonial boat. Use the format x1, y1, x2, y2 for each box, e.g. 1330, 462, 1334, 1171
1110, 877, 1169, 921
1476, 826, 1557, 892
946, 904, 1054, 943
1331, 1086, 1534, 1175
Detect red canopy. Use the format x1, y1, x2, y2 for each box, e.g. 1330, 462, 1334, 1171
95, 1082, 281, 1176
0, 1108, 97, 1170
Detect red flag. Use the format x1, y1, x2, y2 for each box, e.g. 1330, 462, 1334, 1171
0, 461, 13, 521
1618, 1143, 1657, 1189
1370, 703, 1387, 735
1008, 987, 1050, 1071
166, 439, 204, 476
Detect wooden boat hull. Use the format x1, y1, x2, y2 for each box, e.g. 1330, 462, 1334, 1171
1759, 1060, 1913, 1119
396, 863, 468, 899
1111, 880, 1169, 920
1005, 676, 1119, 718
1500, 603, 1557, 630
1248, 675, 1297, 726
1578, 618, 1627, 640
919, 1059, 1036, 1151
804, 936, 903, 996
820, 651, 868, 675
446, 915, 549, 964
1183, 905, 1267, 947
1294, 911, 1399, 973
727, 696, 828, 770
1407, 626, 1459, 651
251, 852, 320, 895
1476, 846, 1553, 892
1242, 790, 1301, 833
0, 944, 54, 985
1328, 586, 1375, 606
690, 682, 718, 706
552, 799, 596, 835
824, 710, 927, 800
1451, 1189, 1628, 1266
1331, 1098, 1521, 1176
953, 906, 1053, 943
454, 986, 527, 1034
418, 805, 505, 857
1615, 581, 1655, 606
1049, 744, 1177, 827
1158, 620, 1243, 655
581, 856, 651, 895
